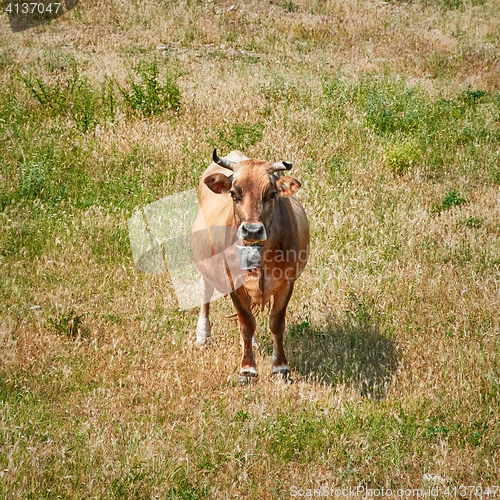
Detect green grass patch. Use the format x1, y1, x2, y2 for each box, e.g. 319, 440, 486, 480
432, 188, 468, 214
46, 308, 89, 339
384, 140, 421, 174
263, 410, 334, 462
208, 121, 265, 152
321, 74, 500, 179
282, 1, 300, 13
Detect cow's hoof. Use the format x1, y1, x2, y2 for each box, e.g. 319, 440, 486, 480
239, 371, 258, 385
272, 369, 293, 383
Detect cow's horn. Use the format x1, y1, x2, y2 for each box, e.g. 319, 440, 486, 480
213, 148, 236, 171
271, 161, 293, 172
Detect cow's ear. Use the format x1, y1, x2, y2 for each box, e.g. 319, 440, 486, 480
204, 173, 233, 194
276, 176, 301, 197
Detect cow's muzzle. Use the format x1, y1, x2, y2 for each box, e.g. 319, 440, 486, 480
237, 223, 267, 243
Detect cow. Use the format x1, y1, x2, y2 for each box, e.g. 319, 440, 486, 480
191, 149, 309, 383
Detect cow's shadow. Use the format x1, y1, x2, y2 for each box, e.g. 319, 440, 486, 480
283, 297, 399, 399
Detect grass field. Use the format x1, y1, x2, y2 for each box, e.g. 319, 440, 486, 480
1, 0, 500, 497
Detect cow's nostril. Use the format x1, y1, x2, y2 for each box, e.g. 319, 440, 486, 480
239, 223, 267, 241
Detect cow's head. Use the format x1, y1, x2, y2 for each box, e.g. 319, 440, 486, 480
204, 149, 301, 244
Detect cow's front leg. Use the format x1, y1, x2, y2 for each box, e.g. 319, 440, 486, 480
269, 281, 294, 381
196, 277, 214, 346
230, 287, 257, 384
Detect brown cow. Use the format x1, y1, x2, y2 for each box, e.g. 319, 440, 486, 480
191, 149, 309, 383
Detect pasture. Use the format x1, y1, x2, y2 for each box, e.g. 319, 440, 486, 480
1, 0, 500, 497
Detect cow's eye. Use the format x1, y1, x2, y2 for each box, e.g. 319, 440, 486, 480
265, 191, 277, 201
229, 190, 240, 201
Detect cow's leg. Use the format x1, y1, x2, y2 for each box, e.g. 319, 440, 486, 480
196, 277, 214, 346
269, 281, 294, 381
230, 287, 257, 384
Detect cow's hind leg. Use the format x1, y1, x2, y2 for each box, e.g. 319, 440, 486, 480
269, 282, 294, 381
196, 277, 214, 346
231, 288, 257, 384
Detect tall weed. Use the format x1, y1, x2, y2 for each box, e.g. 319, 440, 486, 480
117, 58, 181, 117
22, 67, 101, 132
